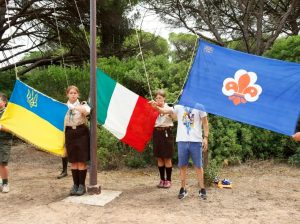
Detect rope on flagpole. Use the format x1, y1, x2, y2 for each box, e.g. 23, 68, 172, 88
128, 0, 153, 100
172, 36, 198, 104
52, 1, 69, 86
73, 0, 90, 46
171, 0, 199, 104
128, 0, 198, 103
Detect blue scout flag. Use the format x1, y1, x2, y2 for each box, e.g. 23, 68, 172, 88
179, 40, 300, 136
0, 80, 68, 156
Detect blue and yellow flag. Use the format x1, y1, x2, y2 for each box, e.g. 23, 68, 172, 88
179, 40, 300, 136
0, 80, 68, 156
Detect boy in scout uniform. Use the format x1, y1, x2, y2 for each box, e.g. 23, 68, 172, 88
0, 93, 13, 193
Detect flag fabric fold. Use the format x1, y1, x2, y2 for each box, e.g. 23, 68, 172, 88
0, 80, 68, 156
179, 40, 300, 135
97, 69, 158, 151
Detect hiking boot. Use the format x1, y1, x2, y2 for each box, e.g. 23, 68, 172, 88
178, 187, 188, 199
2, 184, 9, 193
69, 185, 78, 196
163, 180, 171, 188
157, 180, 165, 188
57, 171, 67, 179
199, 188, 207, 200
76, 185, 86, 196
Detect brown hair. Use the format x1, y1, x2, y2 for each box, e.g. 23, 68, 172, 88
0, 93, 8, 105
66, 85, 79, 95
155, 89, 166, 98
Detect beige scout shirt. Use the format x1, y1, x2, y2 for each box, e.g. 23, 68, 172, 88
65, 100, 91, 127
155, 103, 174, 128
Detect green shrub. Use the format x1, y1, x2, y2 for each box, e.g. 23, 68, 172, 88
125, 150, 147, 168
14, 54, 300, 170
124, 142, 155, 168
204, 159, 221, 186
97, 126, 155, 169
97, 126, 126, 170
288, 149, 300, 166
24, 65, 89, 101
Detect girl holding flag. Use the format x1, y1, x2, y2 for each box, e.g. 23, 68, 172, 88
65, 86, 90, 196
152, 89, 175, 188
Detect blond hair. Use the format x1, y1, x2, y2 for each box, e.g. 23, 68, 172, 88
66, 85, 79, 95
155, 89, 166, 98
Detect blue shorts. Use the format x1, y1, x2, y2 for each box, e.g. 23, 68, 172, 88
177, 142, 203, 168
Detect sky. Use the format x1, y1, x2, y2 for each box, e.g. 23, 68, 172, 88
129, 6, 191, 40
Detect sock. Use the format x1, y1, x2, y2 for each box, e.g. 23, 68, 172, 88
78, 169, 87, 186
71, 169, 79, 186
200, 188, 206, 194
158, 166, 165, 181
2, 179, 8, 185
62, 157, 68, 173
166, 167, 172, 181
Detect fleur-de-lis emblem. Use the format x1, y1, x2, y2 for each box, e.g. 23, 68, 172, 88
26, 89, 38, 108
222, 69, 262, 105
204, 46, 213, 53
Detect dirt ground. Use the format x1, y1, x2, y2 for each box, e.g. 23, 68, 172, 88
0, 143, 299, 224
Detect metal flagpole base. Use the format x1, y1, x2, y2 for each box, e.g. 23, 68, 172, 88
87, 185, 101, 194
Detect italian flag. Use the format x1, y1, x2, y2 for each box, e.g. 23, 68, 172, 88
97, 69, 159, 152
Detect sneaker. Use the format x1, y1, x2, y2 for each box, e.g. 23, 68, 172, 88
69, 185, 78, 196
76, 184, 86, 196
57, 171, 68, 179
199, 189, 207, 200
2, 184, 9, 193
163, 180, 171, 188
178, 187, 188, 199
157, 180, 165, 188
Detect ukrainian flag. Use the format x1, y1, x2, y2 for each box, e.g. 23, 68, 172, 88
0, 80, 68, 156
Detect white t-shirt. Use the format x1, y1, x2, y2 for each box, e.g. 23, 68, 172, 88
173, 105, 207, 142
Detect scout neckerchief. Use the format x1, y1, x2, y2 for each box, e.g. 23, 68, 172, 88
67, 100, 80, 122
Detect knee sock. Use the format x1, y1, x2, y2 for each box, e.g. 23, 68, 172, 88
62, 157, 68, 173
71, 169, 79, 186
166, 167, 172, 181
158, 166, 165, 181
78, 169, 87, 186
